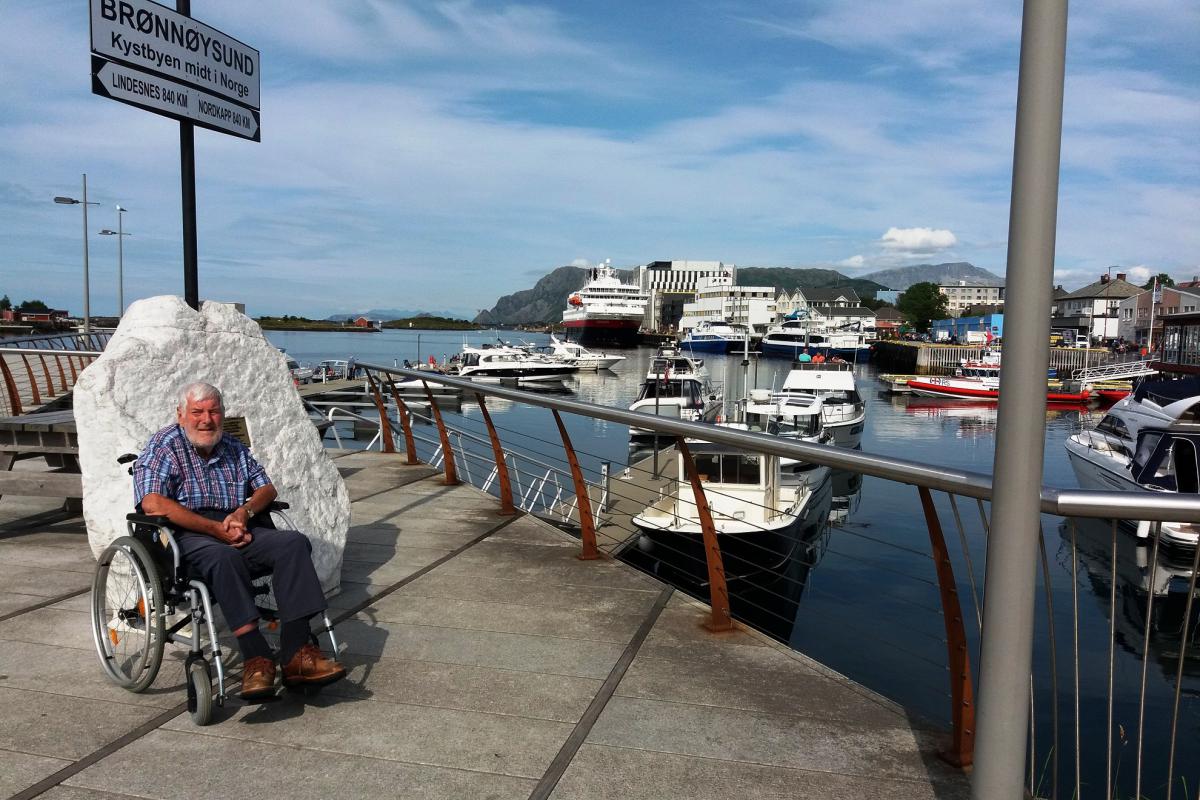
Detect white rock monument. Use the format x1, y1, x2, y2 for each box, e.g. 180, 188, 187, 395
74, 296, 349, 595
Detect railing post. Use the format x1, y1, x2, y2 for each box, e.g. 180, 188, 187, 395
475, 393, 517, 516
37, 355, 53, 400
423, 380, 459, 485
974, 0, 1068, 795
918, 487, 976, 767
19, 354, 41, 407
676, 437, 733, 632
53, 355, 67, 392
383, 375, 420, 464
364, 373, 396, 454
551, 410, 599, 560
0, 358, 22, 416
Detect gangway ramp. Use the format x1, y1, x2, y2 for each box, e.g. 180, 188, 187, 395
1073, 359, 1157, 382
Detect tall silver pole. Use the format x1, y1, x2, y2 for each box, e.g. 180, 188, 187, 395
971, 0, 1068, 797
117, 206, 125, 316
81, 174, 91, 335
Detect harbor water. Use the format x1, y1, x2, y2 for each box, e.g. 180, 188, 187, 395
269, 328, 1199, 796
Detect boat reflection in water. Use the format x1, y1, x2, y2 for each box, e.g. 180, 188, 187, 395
1065, 516, 1200, 681
829, 468, 863, 526
891, 395, 1091, 439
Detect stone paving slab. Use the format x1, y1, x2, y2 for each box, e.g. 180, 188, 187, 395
0, 562, 90, 598
325, 652, 603, 723
64, 728, 536, 800
0, 452, 969, 800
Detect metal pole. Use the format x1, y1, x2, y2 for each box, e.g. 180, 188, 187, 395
117, 206, 125, 315
971, 1, 1068, 798
81, 174, 91, 334
178, 0, 198, 311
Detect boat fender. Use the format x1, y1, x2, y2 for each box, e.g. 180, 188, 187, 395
716, 414, 722, 423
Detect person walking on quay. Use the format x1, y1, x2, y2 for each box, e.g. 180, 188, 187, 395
134, 382, 347, 701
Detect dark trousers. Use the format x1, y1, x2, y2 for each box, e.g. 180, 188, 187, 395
176, 527, 327, 631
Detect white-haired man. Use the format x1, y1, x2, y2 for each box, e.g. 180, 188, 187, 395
134, 382, 345, 701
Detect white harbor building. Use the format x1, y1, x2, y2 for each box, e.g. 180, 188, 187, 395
677, 275, 777, 336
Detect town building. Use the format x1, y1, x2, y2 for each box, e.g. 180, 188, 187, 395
873, 307, 904, 338
931, 313, 1005, 343
938, 281, 1005, 317
1051, 273, 1142, 342
636, 260, 733, 331
874, 290, 901, 305
1118, 285, 1200, 348
774, 287, 876, 332
677, 275, 776, 335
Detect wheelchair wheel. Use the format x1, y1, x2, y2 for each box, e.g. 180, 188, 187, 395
91, 536, 166, 692
188, 660, 214, 726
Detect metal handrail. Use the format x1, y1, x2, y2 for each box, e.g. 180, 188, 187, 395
357, 362, 1200, 524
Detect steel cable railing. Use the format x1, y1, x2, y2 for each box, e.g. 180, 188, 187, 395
335, 362, 1200, 793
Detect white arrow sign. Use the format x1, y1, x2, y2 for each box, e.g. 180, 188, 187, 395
94, 58, 259, 141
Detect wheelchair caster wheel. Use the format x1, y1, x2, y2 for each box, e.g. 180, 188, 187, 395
188, 660, 214, 726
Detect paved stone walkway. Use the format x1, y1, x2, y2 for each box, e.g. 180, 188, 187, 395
0, 451, 969, 800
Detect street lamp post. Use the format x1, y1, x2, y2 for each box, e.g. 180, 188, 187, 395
54, 174, 100, 334
100, 205, 131, 317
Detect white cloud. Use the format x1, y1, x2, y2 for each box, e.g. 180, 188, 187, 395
839, 255, 865, 268
1123, 266, 1152, 286
880, 227, 958, 252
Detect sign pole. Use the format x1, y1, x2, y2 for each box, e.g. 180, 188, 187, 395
177, 0, 199, 310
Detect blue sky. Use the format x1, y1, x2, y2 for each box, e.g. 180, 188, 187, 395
2, 0, 1196, 319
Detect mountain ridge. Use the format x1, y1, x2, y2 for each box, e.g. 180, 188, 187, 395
861, 262, 1005, 290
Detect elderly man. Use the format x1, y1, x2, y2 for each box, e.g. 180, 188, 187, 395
134, 382, 345, 701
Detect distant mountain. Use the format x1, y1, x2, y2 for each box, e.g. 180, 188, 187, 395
736, 267, 887, 298
861, 262, 1004, 291
325, 308, 470, 322
474, 266, 635, 325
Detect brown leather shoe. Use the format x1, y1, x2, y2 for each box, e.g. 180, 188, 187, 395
282, 643, 347, 687
241, 656, 277, 701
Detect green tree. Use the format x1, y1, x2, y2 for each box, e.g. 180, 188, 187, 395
0, 295, 11, 311
897, 282, 949, 332
1142, 273, 1175, 290
18, 299, 50, 312
861, 296, 895, 311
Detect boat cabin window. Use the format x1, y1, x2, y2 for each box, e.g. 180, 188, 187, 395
690, 453, 762, 485
775, 414, 820, 437
637, 381, 702, 406
462, 353, 480, 367
1095, 414, 1129, 439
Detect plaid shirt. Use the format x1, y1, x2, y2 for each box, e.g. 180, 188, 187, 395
133, 424, 271, 512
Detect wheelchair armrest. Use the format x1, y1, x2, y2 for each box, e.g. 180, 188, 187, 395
117, 453, 138, 465
127, 513, 172, 527
268, 501, 289, 511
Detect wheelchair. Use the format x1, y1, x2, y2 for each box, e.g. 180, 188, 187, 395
89, 454, 341, 725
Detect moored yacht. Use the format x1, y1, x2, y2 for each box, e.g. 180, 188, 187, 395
562, 261, 649, 347
628, 348, 722, 439
1065, 376, 1200, 547
543, 334, 625, 371
632, 429, 820, 576
733, 388, 833, 485
760, 320, 872, 362
777, 362, 867, 447
680, 320, 751, 353
452, 345, 578, 382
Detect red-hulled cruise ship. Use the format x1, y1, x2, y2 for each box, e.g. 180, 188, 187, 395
561, 261, 649, 346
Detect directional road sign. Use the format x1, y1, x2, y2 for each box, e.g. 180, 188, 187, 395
92, 57, 260, 141
90, 0, 259, 110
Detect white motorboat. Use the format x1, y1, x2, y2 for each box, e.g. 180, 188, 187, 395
760, 320, 872, 362
632, 428, 819, 575
777, 362, 866, 447
452, 345, 578, 382
734, 388, 833, 485
562, 260, 649, 346
628, 348, 722, 438
680, 320, 751, 354
543, 335, 625, 371
1065, 376, 1200, 547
